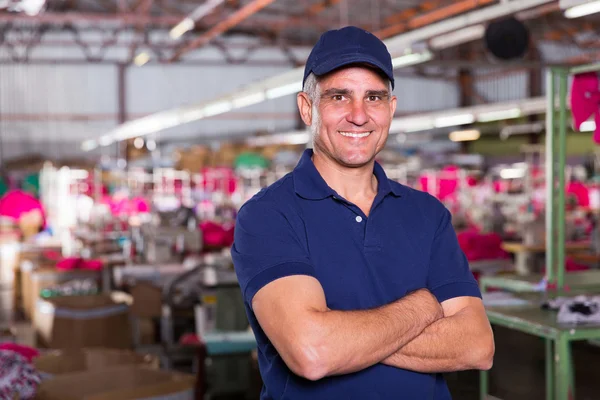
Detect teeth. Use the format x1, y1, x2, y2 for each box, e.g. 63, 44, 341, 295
339, 131, 371, 138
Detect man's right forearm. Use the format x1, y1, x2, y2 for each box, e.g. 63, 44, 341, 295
303, 289, 442, 379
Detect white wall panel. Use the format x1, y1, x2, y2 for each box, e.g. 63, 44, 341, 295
0, 120, 117, 142
474, 70, 529, 104
0, 64, 117, 114
394, 76, 459, 113
125, 63, 293, 113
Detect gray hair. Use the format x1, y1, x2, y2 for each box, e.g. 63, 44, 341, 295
303, 73, 321, 105
302, 73, 321, 139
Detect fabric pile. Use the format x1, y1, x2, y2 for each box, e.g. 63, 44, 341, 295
542, 295, 600, 325
0, 349, 41, 399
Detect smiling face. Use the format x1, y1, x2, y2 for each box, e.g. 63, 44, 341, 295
298, 66, 397, 169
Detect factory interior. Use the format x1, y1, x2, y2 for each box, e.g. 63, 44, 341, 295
2, 0, 600, 399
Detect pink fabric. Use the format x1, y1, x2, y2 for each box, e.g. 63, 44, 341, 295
543, 258, 591, 273
567, 181, 590, 207
102, 196, 150, 217
457, 230, 509, 261
0, 190, 46, 227
570, 72, 600, 143
56, 257, 103, 271
419, 166, 460, 201
0, 344, 39, 363
200, 221, 235, 248
198, 167, 238, 195
42, 250, 62, 261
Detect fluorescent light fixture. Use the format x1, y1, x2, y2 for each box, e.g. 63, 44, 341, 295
134, 52, 150, 67
81, 140, 98, 152
449, 129, 481, 142
146, 139, 157, 151
232, 92, 266, 108
170, 17, 195, 39
169, 0, 225, 39
133, 137, 145, 149
391, 118, 435, 133
203, 101, 233, 117
500, 168, 526, 179
580, 120, 597, 132
391, 50, 433, 68
477, 107, 522, 122
179, 108, 205, 123
98, 135, 113, 146
565, 0, 600, 18
434, 113, 474, 128
13, 0, 46, 16
429, 24, 486, 50
500, 122, 544, 140
266, 81, 303, 99
247, 131, 310, 146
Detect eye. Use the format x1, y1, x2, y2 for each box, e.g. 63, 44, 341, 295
367, 95, 382, 102
332, 95, 345, 101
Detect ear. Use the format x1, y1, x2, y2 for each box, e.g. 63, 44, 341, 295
389, 95, 397, 119
297, 92, 313, 127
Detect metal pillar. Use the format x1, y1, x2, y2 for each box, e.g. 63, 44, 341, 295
545, 69, 556, 286
556, 70, 568, 291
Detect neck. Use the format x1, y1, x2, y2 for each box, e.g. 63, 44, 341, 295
312, 151, 378, 203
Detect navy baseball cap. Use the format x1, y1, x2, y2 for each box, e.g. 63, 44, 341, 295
303, 26, 395, 89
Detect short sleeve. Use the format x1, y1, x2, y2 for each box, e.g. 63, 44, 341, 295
231, 200, 316, 307
427, 208, 481, 303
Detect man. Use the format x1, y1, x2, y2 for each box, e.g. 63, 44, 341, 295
232, 26, 494, 399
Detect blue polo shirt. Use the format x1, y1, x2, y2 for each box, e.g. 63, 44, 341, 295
232, 149, 481, 400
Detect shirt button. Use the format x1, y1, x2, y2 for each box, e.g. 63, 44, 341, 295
355, 216, 363, 223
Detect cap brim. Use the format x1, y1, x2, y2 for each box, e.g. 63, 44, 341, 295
311, 52, 394, 88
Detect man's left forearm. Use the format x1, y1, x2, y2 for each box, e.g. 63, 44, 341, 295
382, 305, 494, 373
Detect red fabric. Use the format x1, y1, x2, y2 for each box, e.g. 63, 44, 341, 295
419, 168, 459, 201
198, 167, 238, 195
570, 72, 600, 143
102, 196, 150, 217
542, 258, 590, 275
179, 333, 201, 345
567, 181, 590, 207
56, 257, 103, 271
0, 344, 39, 363
42, 250, 62, 261
0, 190, 46, 227
200, 221, 235, 248
457, 230, 509, 261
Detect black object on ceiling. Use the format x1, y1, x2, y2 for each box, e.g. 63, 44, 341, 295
484, 17, 530, 61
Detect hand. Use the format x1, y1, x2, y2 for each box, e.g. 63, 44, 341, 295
406, 289, 443, 323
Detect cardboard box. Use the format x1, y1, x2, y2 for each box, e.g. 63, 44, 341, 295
176, 145, 210, 172
34, 348, 158, 378
34, 294, 132, 349
130, 281, 162, 318
21, 264, 101, 321
36, 366, 196, 400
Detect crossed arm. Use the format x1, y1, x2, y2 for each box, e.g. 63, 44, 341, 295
252, 275, 494, 381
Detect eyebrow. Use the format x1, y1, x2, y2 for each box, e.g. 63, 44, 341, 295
366, 90, 390, 98
320, 88, 390, 98
321, 88, 352, 98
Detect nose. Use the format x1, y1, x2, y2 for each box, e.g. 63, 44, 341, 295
346, 99, 369, 126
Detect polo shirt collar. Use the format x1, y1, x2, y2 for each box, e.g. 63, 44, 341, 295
293, 149, 402, 200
